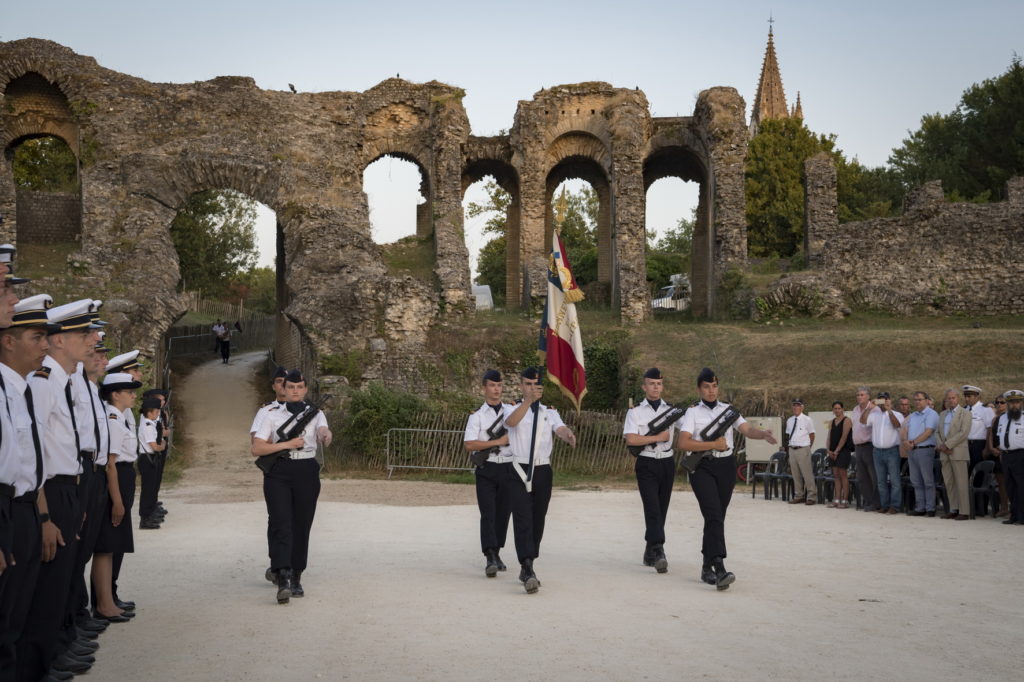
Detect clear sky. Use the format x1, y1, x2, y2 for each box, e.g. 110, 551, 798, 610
6, 1, 1022, 271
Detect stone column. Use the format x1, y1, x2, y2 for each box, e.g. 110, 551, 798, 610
431, 143, 472, 313
803, 151, 838, 267
0, 161, 17, 242
518, 171, 548, 304
611, 160, 648, 322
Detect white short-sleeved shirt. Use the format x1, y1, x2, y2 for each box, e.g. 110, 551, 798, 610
679, 401, 747, 459
623, 399, 679, 459
966, 403, 995, 440
0, 362, 41, 496
464, 402, 514, 462
506, 403, 565, 466
785, 413, 815, 447
106, 402, 138, 463
30, 356, 82, 477
139, 417, 159, 455
250, 401, 283, 435
88, 379, 110, 466
71, 364, 98, 455
254, 402, 329, 459
995, 414, 1024, 451
868, 409, 904, 449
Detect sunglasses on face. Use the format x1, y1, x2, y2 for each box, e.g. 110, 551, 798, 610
996, 401, 1006, 404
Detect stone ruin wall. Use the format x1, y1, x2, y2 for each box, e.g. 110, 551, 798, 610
805, 154, 1024, 315
0, 38, 749, 381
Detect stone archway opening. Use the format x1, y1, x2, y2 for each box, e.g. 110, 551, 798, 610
643, 146, 711, 316
645, 177, 699, 310
546, 155, 610, 306
462, 159, 519, 309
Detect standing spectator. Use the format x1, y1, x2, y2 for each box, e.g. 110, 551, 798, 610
936, 388, 971, 520
903, 392, 939, 516
962, 385, 994, 473
212, 319, 225, 355
851, 387, 880, 512
784, 399, 816, 505
218, 324, 231, 364
987, 396, 1009, 517
994, 390, 1024, 525
896, 396, 912, 419
826, 401, 853, 508
860, 392, 905, 514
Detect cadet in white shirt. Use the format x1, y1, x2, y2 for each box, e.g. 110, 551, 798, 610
859, 392, 906, 515
252, 370, 331, 604
994, 389, 1024, 525
677, 368, 777, 591
963, 385, 994, 473
463, 369, 526, 579
623, 367, 681, 574
251, 366, 288, 585
137, 399, 166, 530
505, 367, 576, 594
785, 398, 817, 505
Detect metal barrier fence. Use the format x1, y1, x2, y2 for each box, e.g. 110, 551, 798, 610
385, 428, 469, 478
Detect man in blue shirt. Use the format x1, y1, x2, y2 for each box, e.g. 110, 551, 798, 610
903, 391, 939, 516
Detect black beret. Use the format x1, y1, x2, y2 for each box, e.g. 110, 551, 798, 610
284, 369, 305, 384
272, 366, 288, 380
521, 366, 541, 380
643, 367, 662, 380
696, 367, 717, 386
482, 369, 502, 384
141, 397, 163, 412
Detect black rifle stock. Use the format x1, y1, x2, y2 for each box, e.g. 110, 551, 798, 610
255, 394, 332, 474
680, 405, 741, 473
626, 406, 686, 457
470, 413, 507, 467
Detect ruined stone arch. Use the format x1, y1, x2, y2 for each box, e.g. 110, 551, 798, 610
545, 131, 612, 174
462, 156, 521, 306
0, 71, 80, 155
361, 148, 434, 240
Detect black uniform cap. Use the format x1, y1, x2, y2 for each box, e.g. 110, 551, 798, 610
521, 366, 541, 380
284, 369, 305, 384
141, 397, 163, 412
643, 367, 662, 380
143, 388, 167, 399
696, 367, 717, 386
272, 366, 288, 380
482, 369, 501, 384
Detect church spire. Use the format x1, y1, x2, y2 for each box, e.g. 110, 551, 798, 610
749, 20, 790, 136
791, 91, 803, 119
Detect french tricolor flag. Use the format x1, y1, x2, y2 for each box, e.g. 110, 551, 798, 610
538, 230, 587, 412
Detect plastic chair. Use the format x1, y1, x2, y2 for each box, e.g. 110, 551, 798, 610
933, 456, 949, 514
752, 451, 789, 500
848, 456, 862, 509
811, 448, 834, 503
969, 460, 998, 519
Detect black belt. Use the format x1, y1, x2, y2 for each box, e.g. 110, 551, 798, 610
0, 483, 14, 498
14, 490, 38, 503
116, 461, 135, 467
49, 474, 80, 485
1006, 449, 1024, 455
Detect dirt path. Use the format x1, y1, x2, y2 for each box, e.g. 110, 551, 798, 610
85, 354, 1022, 681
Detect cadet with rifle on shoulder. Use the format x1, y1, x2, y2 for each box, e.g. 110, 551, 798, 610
251, 370, 331, 604
623, 367, 685, 574
676, 368, 777, 591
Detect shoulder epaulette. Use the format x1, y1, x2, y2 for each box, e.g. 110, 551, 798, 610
33, 366, 51, 379
109, 413, 119, 420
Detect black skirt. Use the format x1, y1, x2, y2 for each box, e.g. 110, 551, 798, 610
95, 462, 136, 554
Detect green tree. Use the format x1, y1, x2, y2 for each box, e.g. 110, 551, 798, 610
475, 235, 507, 306
11, 136, 78, 193
554, 185, 598, 286
889, 56, 1024, 201
836, 160, 904, 222
171, 190, 258, 297
228, 266, 277, 314
465, 180, 511, 237
645, 215, 692, 290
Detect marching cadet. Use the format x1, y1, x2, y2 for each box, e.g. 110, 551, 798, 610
251, 370, 331, 604
251, 366, 288, 584
623, 368, 681, 574
505, 367, 576, 595
91, 373, 142, 624
994, 389, 1024, 525
137, 398, 166, 529
462, 369, 521, 578
676, 368, 778, 591
18, 300, 103, 680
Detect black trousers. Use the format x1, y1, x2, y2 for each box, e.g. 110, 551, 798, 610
528, 465, 553, 558
69, 473, 107, 628
138, 452, 159, 519
263, 458, 320, 572
474, 461, 512, 553
635, 456, 676, 546
17, 478, 80, 681
220, 340, 231, 363
0, 498, 41, 682
689, 454, 736, 562
1004, 449, 1024, 523
854, 442, 879, 509
156, 451, 167, 501
968, 439, 985, 472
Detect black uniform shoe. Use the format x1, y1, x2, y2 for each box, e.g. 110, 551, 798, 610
77, 617, 108, 633
156, 503, 167, 514
115, 598, 136, 610
484, 549, 499, 578
265, 567, 276, 583
44, 670, 75, 682
140, 516, 162, 529
76, 627, 98, 640
92, 610, 131, 623
700, 565, 717, 585
73, 638, 99, 653
69, 641, 98, 657
51, 653, 92, 673
519, 559, 540, 594
642, 545, 658, 568
276, 569, 293, 604
653, 544, 668, 574
494, 551, 507, 571
712, 558, 735, 591
291, 571, 304, 598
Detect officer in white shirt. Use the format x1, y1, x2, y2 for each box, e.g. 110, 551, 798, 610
859, 392, 906, 514
505, 367, 576, 594
463, 369, 527, 578
994, 389, 1024, 525
252, 370, 331, 604
785, 398, 817, 505
623, 367, 680, 573
677, 368, 777, 591
963, 385, 994, 473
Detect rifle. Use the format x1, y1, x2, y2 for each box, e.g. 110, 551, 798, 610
680, 405, 741, 473
255, 394, 332, 474
470, 412, 507, 467
627, 405, 685, 457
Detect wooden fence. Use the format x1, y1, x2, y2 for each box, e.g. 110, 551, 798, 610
181, 290, 268, 323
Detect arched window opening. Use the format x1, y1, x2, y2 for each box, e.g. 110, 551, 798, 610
645, 177, 699, 311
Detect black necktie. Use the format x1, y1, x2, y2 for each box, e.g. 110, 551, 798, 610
83, 368, 101, 461
64, 381, 82, 463
25, 385, 43, 489
1004, 418, 1011, 449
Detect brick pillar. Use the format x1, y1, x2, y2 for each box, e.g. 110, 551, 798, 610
803, 151, 838, 267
